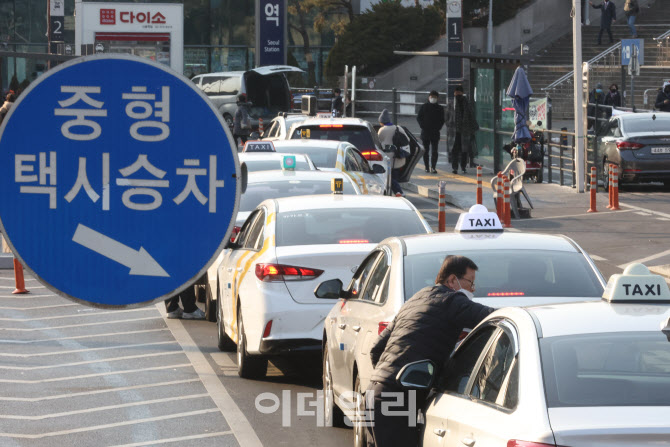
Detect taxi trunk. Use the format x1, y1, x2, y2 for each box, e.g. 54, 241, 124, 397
274, 244, 375, 304
549, 407, 670, 446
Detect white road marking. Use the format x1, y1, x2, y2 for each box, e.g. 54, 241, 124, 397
0, 363, 191, 383
650, 265, 670, 279
618, 248, 670, 269
110, 431, 234, 447
619, 201, 670, 219
0, 307, 156, 322
0, 340, 175, 358
0, 328, 169, 345
519, 209, 634, 221
657, 217, 670, 221
0, 285, 46, 289
0, 351, 182, 370
589, 255, 608, 261
635, 211, 652, 216
0, 379, 199, 402
0, 394, 210, 420
0, 408, 219, 439
505, 227, 521, 232
0, 316, 162, 332
211, 352, 236, 368
0, 303, 79, 310
158, 305, 263, 447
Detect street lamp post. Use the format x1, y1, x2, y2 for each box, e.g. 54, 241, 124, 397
487, 0, 493, 53
573, 0, 585, 192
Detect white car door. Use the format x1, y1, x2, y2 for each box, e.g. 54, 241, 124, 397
344, 148, 384, 195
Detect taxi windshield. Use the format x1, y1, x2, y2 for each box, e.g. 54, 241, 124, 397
241, 159, 311, 172
240, 181, 355, 212
274, 145, 338, 168
290, 125, 377, 152
276, 209, 427, 246
403, 250, 603, 299
541, 332, 670, 407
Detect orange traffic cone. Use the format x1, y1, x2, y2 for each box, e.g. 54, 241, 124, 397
13, 258, 29, 294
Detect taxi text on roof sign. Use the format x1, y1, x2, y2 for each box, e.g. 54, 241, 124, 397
603, 263, 670, 303
454, 204, 503, 233
243, 140, 275, 153
0, 54, 240, 308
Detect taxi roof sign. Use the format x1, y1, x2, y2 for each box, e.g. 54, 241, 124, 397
331, 178, 344, 194
282, 155, 296, 171
454, 204, 503, 233
603, 263, 670, 303
243, 140, 275, 153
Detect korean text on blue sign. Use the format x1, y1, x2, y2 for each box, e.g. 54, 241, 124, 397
0, 55, 239, 308
256, 0, 286, 66
621, 39, 644, 66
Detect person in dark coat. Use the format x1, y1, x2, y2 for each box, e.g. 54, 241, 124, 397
233, 93, 252, 148
604, 83, 622, 108
590, 0, 616, 45
656, 83, 670, 112
365, 255, 495, 447
446, 86, 479, 174
417, 90, 445, 174
331, 88, 344, 117
588, 83, 607, 130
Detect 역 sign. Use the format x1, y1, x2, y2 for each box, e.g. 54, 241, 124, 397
0, 54, 240, 308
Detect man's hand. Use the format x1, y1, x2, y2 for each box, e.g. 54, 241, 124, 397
589, 1, 594, 5
665, 99, 670, 104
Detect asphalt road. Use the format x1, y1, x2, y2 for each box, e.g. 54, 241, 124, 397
1, 185, 670, 446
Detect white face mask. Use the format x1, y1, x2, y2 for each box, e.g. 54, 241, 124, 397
429, 97, 437, 104
456, 278, 475, 300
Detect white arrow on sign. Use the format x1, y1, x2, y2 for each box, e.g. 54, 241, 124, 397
72, 224, 169, 277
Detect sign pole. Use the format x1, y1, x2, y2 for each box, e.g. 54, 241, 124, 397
573, 0, 585, 193
446, 0, 463, 97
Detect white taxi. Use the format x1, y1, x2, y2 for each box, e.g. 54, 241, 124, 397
272, 139, 390, 195
213, 194, 431, 379
396, 263, 670, 446
317, 205, 606, 441
238, 152, 316, 173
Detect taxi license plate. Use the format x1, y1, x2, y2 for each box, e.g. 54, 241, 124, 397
651, 147, 670, 154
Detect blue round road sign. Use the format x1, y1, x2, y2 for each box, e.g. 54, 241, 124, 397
0, 55, 240, 307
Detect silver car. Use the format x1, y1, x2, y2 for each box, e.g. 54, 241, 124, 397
317, 231, 606, 445
405, 264, 670, 446
597, 112, 670, 188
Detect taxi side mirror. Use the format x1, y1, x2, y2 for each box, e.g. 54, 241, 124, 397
372, 164, 386, 174
314, 279, 344, 299
396, 360, 436, 390
240, 162, 248, 194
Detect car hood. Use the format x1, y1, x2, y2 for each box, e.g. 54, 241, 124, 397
549, 407, 670, 446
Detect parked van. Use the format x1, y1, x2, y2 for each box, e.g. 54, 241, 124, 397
191, 65, 303, 131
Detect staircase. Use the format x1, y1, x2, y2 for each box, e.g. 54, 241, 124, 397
526, 0, 670, 119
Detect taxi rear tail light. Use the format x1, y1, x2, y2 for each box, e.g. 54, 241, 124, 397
230, 226, 241, 243
487, 292, 525, 297
616, 141, 644, 150
458, 330, 470, 341
263, 320, 273, 338
378, 321, 389, 335
319, 124, 343, 128
361, 150, 384, 161
339, 239, 370, 244
507, 441, 566, 447
255, 263, 324, 282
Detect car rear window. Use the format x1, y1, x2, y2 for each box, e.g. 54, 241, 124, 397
290, 125, 377, 152
241, 159, 312, 172
623, 118, 670, 133
273, 145, 338, 168
276, 209, 427, 246
240, 181, 355, 212
541, 332, 670, 407
403, 250, 603, 299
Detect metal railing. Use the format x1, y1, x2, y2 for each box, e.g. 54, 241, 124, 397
543, 42, 622, 92
654, 30, 670, 65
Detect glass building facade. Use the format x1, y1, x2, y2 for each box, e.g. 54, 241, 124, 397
0, 0, 334, 92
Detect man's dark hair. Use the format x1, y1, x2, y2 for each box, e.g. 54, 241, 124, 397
333, 88, 341, 94
454, 85, 464, 93
429, 90, 439, 97
435, 255, 478, 285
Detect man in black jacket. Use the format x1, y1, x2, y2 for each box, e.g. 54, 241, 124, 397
590, 0, 616, 45
656, 83, 670, 112
417, 90, 445, 174
365, 255, 494, 447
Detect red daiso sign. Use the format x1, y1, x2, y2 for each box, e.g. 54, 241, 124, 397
100, 9, 167, 25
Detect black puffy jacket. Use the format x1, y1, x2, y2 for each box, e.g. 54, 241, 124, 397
369, 285, 494, 387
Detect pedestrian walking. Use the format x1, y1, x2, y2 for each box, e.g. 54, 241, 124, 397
233, 93, 252, 149
344, 92, 352, 117
605, 83, 622, 109
331, 88, 344, 117
655, 82, 670, 112
165, 285, 206, 320
446, 86, 479, 175
590, 0, 616, 45
624, 0, 639, 38
417, 90, 445, 174
365, 255, 494, 447
0, 92, 15, 126
377, 109, 409, 197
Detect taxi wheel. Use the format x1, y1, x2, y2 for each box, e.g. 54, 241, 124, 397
204, 283, 217, 323
217, 293, 235, 352
237, 309, 268, 379
353, 375, 368, 447
323, 343, 345, 427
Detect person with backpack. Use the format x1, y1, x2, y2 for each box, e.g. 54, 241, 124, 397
378, 109, 410, 197
233, 93, 252, 149
624, 0, 640, 38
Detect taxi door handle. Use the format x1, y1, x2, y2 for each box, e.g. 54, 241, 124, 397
461, 437, 476, 446
352, 326, 361, 332
338, 323, 347, 330
433, 429, 446, 437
